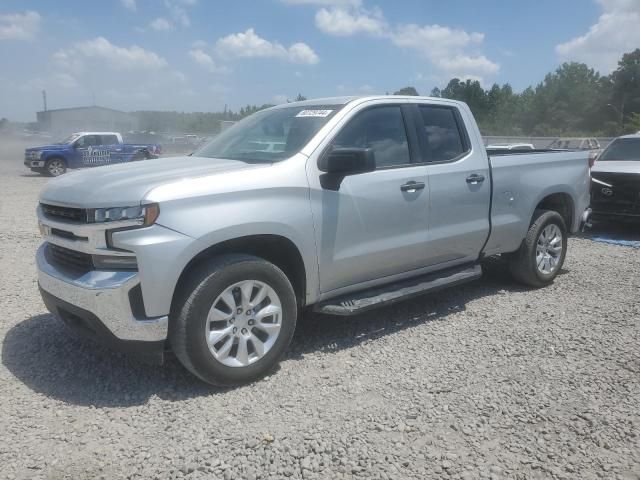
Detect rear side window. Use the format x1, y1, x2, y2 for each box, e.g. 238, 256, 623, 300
101, 135, 119, 145
417, 106, 469, 162
332, 105, 411, 168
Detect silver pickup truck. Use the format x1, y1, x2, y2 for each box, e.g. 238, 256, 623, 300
36, 96, 591, 385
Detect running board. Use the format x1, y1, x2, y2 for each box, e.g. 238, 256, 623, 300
314, 264, 482, 316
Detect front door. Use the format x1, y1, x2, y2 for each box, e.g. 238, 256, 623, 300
75, 134, 109, 166
308, 104, 430, 294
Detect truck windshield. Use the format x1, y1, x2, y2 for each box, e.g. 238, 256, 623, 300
57, 133, 82, 145
195, 105, 342, 162
599, 138, 640, 161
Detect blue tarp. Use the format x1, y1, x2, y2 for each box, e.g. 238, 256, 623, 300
590, 236, 640, 248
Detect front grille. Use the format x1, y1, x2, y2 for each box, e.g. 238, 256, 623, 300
46, 243, 93, 273
591, 173, 640, 214
41, 203, 88, 223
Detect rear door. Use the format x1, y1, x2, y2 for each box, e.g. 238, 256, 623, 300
100, 134, 124, 163
411, 102, 491, 266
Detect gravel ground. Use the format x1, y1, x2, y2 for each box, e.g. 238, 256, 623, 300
1, 138, 639, 480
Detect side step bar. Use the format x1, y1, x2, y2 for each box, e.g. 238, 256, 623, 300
314, 264, 482, 316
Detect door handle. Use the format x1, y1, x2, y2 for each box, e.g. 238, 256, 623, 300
466, 174, 485, 185
400, 181, 426, 192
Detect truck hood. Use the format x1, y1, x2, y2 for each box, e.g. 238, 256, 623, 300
39, 155, 269, 207
592, 161, 640, 175
26, 144, 69, 152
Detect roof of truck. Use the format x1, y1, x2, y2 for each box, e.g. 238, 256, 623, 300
71, 131, 121, 136
271, 95, 461, 109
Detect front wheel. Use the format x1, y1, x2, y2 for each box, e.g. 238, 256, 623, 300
44, 158, 67, 177
169, 254, 298, 386
509, 210, 568, 287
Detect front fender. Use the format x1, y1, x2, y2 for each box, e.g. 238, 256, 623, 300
41, 150, 73, 166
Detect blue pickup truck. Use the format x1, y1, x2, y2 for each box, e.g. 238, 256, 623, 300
24, 132, 162, 176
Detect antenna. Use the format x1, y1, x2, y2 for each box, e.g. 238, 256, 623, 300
42, 90, 47, 111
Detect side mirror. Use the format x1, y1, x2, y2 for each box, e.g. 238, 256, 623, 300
318, 148, 375, 175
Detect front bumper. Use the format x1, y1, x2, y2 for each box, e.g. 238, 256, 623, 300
591, 209, 640, 223
37, 244, 168, 363
25, 159, 45, 168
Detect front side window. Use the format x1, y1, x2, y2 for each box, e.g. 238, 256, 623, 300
417, 106, 468, 162
598, 138, 640, 161
75, 135, 101, 148
58, 133, 82, 145
331, 106, 411, 168
196, 105, 343, 163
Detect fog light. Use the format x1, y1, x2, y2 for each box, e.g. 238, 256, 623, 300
38, 222, 51, 237
92, 255, 138, 270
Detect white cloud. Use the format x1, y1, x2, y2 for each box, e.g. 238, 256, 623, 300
391, 24, 499, 78
0, 11, 41, 40
304, 2, 498, 82
556, 0, 640, 73
189, 48, 223, 72
53, 73, 78, 88
315, 7, 387, 36
149, 17, 174, 31
165, 0, 191, 27
121, 0, 137, 11
216, 28, 319, 64
54, 37, 168, 71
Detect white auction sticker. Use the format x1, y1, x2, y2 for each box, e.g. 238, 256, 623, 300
296, 109, 333, 118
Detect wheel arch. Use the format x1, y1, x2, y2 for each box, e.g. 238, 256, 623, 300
43, 153, 67, 164
172, 234, 308, 313
532, 191, 575, 230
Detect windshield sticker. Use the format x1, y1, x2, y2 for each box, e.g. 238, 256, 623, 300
296, 109, 333, 118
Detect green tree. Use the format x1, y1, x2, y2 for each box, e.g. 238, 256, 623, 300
440, 78, 489, 124
610, 49, 640, 133
526, 62, 609, 135
393, 86, 419, 96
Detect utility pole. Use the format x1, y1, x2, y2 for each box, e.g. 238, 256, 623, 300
42, 90, 47, 111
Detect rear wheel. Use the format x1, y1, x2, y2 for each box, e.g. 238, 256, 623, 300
45, 158, 67, 177
509, 210, 567, 287
169, 254, 297, 386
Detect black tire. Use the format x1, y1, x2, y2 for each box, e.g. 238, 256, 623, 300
169, 254, 298, 386
509, 209, 568, 287
44, 157, 67, 177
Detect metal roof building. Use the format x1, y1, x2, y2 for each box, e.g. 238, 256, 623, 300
36, 106, 138, 135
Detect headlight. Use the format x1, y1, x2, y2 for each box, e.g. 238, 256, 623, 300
92, 254, 138, 270
89, 203, 159, 225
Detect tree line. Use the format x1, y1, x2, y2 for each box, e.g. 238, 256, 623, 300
132, 95, 308, 134
395, 49, 640, 137
130, 50, 640, 137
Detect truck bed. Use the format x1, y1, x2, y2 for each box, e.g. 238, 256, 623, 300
483, 149, 591, 256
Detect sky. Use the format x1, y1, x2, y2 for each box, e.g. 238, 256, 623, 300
0, 0, 639, 121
